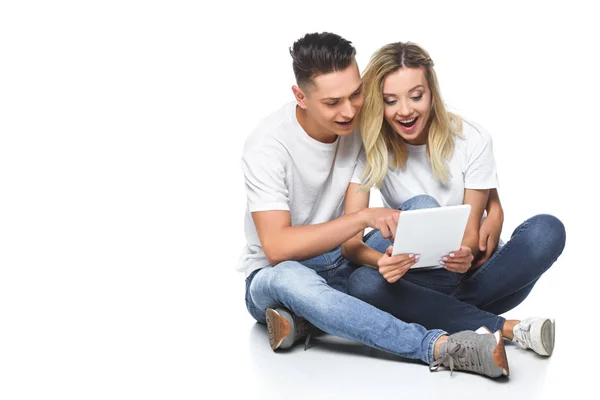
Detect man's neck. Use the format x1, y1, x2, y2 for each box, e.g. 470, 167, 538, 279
296, 106, 337, 144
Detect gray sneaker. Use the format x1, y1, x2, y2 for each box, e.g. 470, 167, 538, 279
429, 330, 510, 378
265, 308, 313, 351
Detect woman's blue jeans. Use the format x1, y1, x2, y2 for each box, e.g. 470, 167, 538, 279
347, 195, 566, 334
244, 244, 445, 364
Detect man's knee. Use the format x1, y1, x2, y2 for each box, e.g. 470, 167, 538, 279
256, 261, 325, 294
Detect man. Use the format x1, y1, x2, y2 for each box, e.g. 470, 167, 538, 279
237, 32, 509, 378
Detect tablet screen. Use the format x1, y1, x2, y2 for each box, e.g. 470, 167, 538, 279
392, 204, 471, 268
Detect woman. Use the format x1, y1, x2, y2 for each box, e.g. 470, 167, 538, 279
343, 42, 566, 356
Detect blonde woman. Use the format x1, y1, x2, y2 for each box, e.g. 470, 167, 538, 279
343, 42, 566, 357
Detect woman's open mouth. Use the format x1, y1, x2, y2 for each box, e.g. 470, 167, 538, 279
398, 117, 418, 128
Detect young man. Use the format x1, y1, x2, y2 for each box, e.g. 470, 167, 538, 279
237, 32, 509, 378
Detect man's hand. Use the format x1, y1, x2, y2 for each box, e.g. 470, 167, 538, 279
472, 213, 503, 269
362, 208, 400, 241
377, 245, 419, 283
440, 245, 474, 273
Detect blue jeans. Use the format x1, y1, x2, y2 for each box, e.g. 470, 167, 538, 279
245, 245, 446, 364
347, 195, 566, 334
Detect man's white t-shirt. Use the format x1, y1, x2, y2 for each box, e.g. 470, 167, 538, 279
353, 119, 498, 208
237, 102, 363, 277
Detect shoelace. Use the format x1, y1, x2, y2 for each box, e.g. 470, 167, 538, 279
429, 342, 482, 377
292, 315, 313, 351
513, 321, 532, 349
304, 332, 312, 351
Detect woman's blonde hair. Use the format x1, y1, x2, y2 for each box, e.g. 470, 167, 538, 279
359, 42, 462, 190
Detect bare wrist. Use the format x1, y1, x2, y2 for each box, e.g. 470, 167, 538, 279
357, 208, 369, 229
487, 208, 504, 221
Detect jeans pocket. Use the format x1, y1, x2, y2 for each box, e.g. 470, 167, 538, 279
299, 254, 330, 273
327, 261, 354, 293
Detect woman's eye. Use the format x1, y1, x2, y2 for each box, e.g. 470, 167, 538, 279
384, 99, 397, 105
411, 95, 423, 101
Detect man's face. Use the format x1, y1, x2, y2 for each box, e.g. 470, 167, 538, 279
301, 62, 364, 137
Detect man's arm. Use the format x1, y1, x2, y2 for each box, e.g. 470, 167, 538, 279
253, 207, 399, 266
340, 183, 386, 269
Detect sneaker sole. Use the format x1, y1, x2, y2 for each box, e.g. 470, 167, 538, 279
475, 327, 510, 377
266, 308, 290, 351
539, 319, 555, 356
492, 331, 510, 377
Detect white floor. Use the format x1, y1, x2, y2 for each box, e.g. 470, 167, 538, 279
208, 256, 595, 400
1, 238, 594, 399
2, 2, 599, 399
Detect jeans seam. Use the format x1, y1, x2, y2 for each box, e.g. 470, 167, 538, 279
328, 258, 350, 280
245, 270, 264, 322
493, 316, 506, 333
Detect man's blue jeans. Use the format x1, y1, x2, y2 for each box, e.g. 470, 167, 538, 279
244, 244, 446, 364
347, 195, 566, 334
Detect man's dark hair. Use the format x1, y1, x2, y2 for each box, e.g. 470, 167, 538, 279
289, 32, 356, 89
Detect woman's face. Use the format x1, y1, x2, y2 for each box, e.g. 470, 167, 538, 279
382, 67, 432, 145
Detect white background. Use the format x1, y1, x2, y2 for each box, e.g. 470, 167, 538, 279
1, 1, 598, 398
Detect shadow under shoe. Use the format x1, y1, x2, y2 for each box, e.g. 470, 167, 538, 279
265, 308, 313, 351
430, 330, 509, 378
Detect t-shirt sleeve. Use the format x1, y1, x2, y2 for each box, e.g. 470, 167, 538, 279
241, 147, 290, 212
350, 147, 367, 184
464, 125, 499, 189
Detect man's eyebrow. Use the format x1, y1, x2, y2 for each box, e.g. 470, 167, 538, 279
383, 84, 425, 97
321, 83, 363, 101
352, 83, 363, 94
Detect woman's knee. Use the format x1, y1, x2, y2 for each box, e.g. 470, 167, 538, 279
401, 194, 440, 211
347, 266, 387, 301
521, 214, 567, 261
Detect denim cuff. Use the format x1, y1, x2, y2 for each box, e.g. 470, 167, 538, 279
426, 329, 448, 364
492, 316, 506, 334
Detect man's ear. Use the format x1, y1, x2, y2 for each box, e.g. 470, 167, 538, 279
292, 85, 309, 109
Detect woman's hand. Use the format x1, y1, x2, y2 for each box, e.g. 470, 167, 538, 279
472, 212, 503, 269
377, 245, 419, 283
440, 245, 474, 273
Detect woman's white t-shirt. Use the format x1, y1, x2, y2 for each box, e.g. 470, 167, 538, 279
353, 119, 499, 208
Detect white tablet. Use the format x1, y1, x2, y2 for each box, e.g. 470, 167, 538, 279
392, 204, 471, 269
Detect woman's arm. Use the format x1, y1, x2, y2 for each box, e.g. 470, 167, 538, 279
472, 188, 504, 268
461, 188, 490, 258
341, 183, 418, 282
439, 188, 488, 273
486, 189, 504, 217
